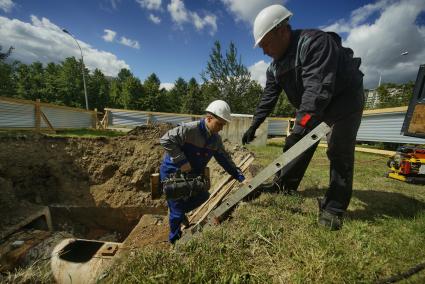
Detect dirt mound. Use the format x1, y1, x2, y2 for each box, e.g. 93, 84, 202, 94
0, 124, 251, 210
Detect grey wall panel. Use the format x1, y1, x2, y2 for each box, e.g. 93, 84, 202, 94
0, 101, 35, 128
41, 106, 93, 128
268, 120, 289, 136
106, 109, 268, 146
357, 113, 425, 144
112, 111, 149, 127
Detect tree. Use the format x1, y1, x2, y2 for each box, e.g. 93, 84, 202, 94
182, 78, 203, 114
376, 82, 415, 108
43, 62, 61, 103
166, 77, 187, 113
121, 75, 143, 110
0, 46, 13, 60
201, 41, 262, 113
57, 57, 87, 107
272, 91, 296, 117
88, 69, 110, 111
139, 73, 164, 111
0, 46, 16, 97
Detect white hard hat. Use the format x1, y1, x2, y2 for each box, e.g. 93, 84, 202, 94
205, 100, 232, 122
253, 4, 293, 47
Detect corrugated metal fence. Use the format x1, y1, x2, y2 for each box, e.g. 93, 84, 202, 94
0, 96, 97, 130
1, 97, 424, 145
103, 108, 268, 146
358, 107, 425, 144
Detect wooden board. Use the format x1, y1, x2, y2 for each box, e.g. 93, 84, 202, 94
408, 104, 425, 134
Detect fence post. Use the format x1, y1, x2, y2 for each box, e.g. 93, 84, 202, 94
35, 99, 41, 132
94, 108, 98, 129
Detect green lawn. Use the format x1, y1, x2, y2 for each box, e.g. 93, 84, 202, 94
108, 142, 425, 283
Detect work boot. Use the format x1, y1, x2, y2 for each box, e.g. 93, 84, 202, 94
318, 210, 342, 230
317, 198, 342, 230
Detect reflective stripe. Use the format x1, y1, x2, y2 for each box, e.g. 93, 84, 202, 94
300, 113, 311, 127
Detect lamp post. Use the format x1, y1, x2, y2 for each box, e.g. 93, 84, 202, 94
378, 51, 409, 87
62, 29, 89, 110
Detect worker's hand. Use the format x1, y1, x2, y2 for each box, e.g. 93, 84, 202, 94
180, 162, 192, 173
283, 132, 304, 152
235, 168, 245, 182
242, 126, 257, 145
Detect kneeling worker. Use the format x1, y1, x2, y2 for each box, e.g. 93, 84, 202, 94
159, 100, 245, 244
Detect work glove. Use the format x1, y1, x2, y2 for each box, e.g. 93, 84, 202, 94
242, 126, 257, 145
235, 168, 245, 182
284, 113, 321, 151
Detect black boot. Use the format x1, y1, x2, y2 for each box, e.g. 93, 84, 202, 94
317, 198, 342, 230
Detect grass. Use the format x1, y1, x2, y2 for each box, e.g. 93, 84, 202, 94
107, 141, 425, 283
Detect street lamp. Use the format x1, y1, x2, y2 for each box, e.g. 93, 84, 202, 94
378, 51, 409, 87
62, 29, 89, 110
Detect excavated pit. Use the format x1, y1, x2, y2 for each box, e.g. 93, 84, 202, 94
0, 124, 250, 273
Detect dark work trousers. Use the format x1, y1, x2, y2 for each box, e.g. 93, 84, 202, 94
279, 106, 363, 215
167, 190, 209, 243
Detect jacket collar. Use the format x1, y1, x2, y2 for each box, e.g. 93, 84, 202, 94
271, 29, 301, 74
199, 119, 217, 144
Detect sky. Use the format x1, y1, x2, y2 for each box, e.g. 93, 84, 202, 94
0, 0, 424, 90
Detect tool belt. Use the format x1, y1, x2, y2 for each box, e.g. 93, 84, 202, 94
162, 172, 209, 201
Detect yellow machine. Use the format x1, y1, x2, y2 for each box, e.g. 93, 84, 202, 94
387, 146, 425, 184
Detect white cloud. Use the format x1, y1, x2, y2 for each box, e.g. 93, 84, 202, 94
221, 0, 286, 24
136, 0, 161, 10
248, 60, 269, 87
167, 0, 188, 24
149, 14, 161, 24
167, 0, 217, 35
323, 0, 425, 88
119, 36, 140, 49
0, 15, 129, 76
160, 82, 174, 90
102, 29, 117, 42
0, 0, 14, 13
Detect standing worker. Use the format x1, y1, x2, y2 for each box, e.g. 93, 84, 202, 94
242, 5, 364, 230
160, 100, 245, 243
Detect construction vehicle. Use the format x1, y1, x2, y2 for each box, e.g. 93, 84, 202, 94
387, 64, 425, 184
387, 146, 425, 184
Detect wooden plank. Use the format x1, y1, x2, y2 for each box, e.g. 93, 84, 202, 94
35, 99, 41, 133
363, 106, 408, 116
318, 143, 396, 156
408, 104, 425, 134
188, 154, 253, 223
191, 156, 254, 226
40, 111, 56, 132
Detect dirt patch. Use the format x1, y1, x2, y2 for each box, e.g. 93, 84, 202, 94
0, 123, 251, 217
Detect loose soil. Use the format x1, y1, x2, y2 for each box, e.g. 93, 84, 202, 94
0, 123, 251, 238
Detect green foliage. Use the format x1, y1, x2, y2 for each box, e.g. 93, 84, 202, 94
181, 78, 203, 114
272, 91, 296, 117
139, 73, 164, 111
201, 41, 263, 113
376, 82, 415, 108
166, 77, 187, 113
